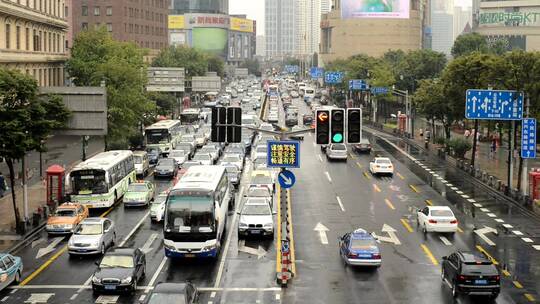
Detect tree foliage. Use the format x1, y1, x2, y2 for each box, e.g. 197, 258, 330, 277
451, 33, 489, 58
394, 49, 447, 92
206, 55, 225, 77
151, 45, 208, 77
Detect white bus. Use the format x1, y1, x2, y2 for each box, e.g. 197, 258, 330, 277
180, 108, 201, 125
163, 165, 233, 259
67, 150, 136, 208
144, 120, 182, 155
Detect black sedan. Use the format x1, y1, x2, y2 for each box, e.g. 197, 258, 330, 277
145, 282, 199, 304
91, 247, 146, 294
153, 158, 178, 178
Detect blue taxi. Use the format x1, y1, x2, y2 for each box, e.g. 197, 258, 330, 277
339, 228, 381, 267
0, 253, 23, 290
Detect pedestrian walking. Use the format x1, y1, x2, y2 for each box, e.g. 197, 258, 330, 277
464, 129, 471, 139
419, 128, 423, 137
0, 172, 6, 198
489, 138, 497, 159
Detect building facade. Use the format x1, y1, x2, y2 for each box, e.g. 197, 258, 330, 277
0, 0, 68, 86
431, 0, 454, 55
265, 0, 298, 58
171, 0, 228, 15
69, 0, 168, 50
454, 5, 472, 39
320, 0, 423, 63
473, 0, 540, 52
256, 35, 265, 57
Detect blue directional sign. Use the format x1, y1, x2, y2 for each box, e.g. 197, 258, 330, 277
349, 79, 369, 90
324, 71, 344, 84
284, 65, 299, 74
521, 118, 537, 159
465, 89, 523, 120
267, 140, 300, 168
278, 169, 296, 189
310, 67, 324, 79
371, 87, 389, 95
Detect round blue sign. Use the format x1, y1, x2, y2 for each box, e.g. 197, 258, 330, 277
278, 170, 296, 189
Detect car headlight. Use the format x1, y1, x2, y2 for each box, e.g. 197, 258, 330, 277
201, 244, 217, 252
46, 224, 54, 230
264, 223, 273, 228
239, 223, 248, 228
92, 276, 101, 284
120, 277, 132, 284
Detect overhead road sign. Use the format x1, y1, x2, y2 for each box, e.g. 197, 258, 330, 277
521, 118, 537, 159
324, 72, 344, 84
465, 89, 523, 120
310, 67, 324, 79
278, 170, 296, 189
349, 79, 368, 91
284, 65, 299, 74
371, 87, 389, 95
267, 141, 300, 168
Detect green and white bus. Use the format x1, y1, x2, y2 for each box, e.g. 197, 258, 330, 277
144, 120, 182, 155
67, 150, 136, 209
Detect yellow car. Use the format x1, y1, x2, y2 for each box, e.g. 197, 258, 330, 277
46, 203, 89, 234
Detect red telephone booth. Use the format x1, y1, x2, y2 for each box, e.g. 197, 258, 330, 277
183, 96, 191, 109
398, 114, 407, 133
46, 165, 65, 210
529, 168, 540, 200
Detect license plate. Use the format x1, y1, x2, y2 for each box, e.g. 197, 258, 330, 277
184, 254, 196, 258
475, 279, 488, 285
358, 254, 372, 258
250, 230, 261, 234
104, 285, 116, 290
78, 249, 88, 252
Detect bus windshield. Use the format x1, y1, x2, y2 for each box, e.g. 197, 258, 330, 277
180, 113, 199, 125
166, 194, 214, 232
146, 129, 170, 145
71, 169, 108, 195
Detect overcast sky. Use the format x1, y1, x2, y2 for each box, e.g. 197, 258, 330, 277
229, 0, 473, 36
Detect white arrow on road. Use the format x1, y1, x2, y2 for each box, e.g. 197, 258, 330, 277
372, 224, 401, 245
238, 240, 267, 259
314, 222, 329, 245
31, 237, 45, 248
471, 96, 478, 112
36, 237, 64, 259
140, 233, 159, 254
474, 226, 498, 246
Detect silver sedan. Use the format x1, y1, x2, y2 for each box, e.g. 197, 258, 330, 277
68, 218, 116, 256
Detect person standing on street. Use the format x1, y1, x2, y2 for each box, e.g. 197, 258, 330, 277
0, 172, 6, 198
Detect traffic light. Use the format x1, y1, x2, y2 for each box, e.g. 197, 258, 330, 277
346, 108, 362, 144
315, 109, 330, 144
330, 109, 345, 144
211, 107, 226, 142
226, 107, 242, 143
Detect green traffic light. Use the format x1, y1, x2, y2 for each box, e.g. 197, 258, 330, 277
332, 133, 343, 143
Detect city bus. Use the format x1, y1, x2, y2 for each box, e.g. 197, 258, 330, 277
67, 150, 136, 208
163, 165, 232, 259
180, 108, 201, 125
144, 120, 182, 155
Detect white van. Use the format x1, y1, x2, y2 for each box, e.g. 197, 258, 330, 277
304, 87, 315, 101
133, 151, 150, 177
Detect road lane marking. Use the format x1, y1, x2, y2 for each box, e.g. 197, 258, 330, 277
513, 281, 524, 289
363, 171, 371, 179
409, 185, 419, 193
450, 187, 458, 190
317, 154, 323, 162
522, 237, 533, 243
287, 189, 296, 275
373, 184, 381, 192
139, 295, 146, 302
145, 256, 167, 293
425, 199, 433, 206
456, 190, 464, 194
494, 219, 505, 223
502, 224, 514, 229
69, 294, 78, 300
420, 244, 438, 265
384, 199, 395, 210
502, 269, 511, 277
439, 236, 452, 246
461, 194, 470, 198
476, 245, 499, 265
336, 196, 345, 212
19, 246, 68, 286
513, 230, 524, 236
473, 203, 482, 207
356, 162, 362, 169
1, 296, 9, 302
524, 294, 536, 302
11, 285, 282, 292
119, 211, 150, 246
396, 172, 404, 180
457, 227, 464, 233
275, 293, 281, 300
433, 174, 439, 177
210, 292, 216, 298
325, 171, 332, 183
400, 219, 413, 233
533, 245, 540, 251
214, 192, 241, 288
467, 198, 476, 203
487, 213, 496, 218
480, 208, 490, 212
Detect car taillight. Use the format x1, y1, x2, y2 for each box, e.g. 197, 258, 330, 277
428, 219, 438, 224
450, 220, 458, 224
347, 252, 358, 258
492, 275, 500, 281
372, 253, 381, 259
458, 275, 467, 281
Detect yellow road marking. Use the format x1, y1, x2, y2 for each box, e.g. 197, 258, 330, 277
420, 244, 439, 265
425, 199, 433, 206
476, 245, 499, 265
20, 203, 117, 286
363, 171, 371, 179
409, 185, 420, 193
400, 219, 414, 233
502, 269, 511, 277
373, 184, 381, 193
396, 172, 405, 180
356, 162, 362, 169
276, 185, 282, 274
457, 227, 464, 233
350, 153, 357, 159
524, 294, 536, 302
286, 189, 296, 276
384, 199, 395, 210
513, 281, 524, 289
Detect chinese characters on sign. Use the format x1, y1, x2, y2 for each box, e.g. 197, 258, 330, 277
480, 12, 540, 26
521, 118, 537, 159
267, 141, 300, 168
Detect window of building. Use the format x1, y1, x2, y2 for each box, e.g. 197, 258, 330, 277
82, 22, 88, 30
25, 27, 29, 50
34, 0, 36, 10
5, 24, 10, 49
94, 6, 100, 16
106, 6, 112, 16
48, 32, 51, 52
16, 26, 20, 50
106, 23, 112, 32
82, 6, 87, 16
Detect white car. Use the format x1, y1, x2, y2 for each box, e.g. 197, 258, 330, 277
267, 113, 279, 123
150, 192, 168, 222
326, 143, 348, 161
417, 206, 458, 234
192, 153, 213, 165
369, 157, 394, 176
220, 154, 244, 171
249, 170, 275, 194
169, 150, 187, 167
237, 197, 274, 238
199, 146, 219, 163
252, 145, 268, 161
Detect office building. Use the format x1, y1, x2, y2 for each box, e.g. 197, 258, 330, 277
304, 0, 321, 55
0, 0, 68, 86
431, 0, 454, 55
321, 0, 331, 14
265, 0, 298, 58
69, 0, 169, 50
454, 5, 472, 39
171, 0, 228, 14
256, 35, 266, 57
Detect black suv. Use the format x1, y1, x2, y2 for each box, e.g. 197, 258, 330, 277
441, 251, 500, 300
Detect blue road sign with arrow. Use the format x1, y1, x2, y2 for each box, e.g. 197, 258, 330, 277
324, 72, 344, 84
371, 87, 389, 95
310, 67, 324, 79
349, 79, 368, 90
465, 89, 523, 120
521, 118, 537, 159
278, 169, 296, 189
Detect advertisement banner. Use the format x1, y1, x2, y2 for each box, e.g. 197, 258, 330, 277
187, 14, 229, 29
230, 17, 254, 33
341, 0, 410, 19
192, 28, 228, 57
168, 15, 185, 29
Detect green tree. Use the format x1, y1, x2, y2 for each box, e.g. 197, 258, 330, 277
67, 28, 154, 149
241, 58, 261, 77
147, 92, 176, 116
0, 68, 70, 231
414, 79, 452, 138
206, 55, 225, 77
152, 45, 208, 77
395, 49, 447, 92
451, 33, 489, 58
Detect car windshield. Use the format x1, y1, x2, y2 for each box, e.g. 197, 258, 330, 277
70, 169, 108, 195
158, 159, 174, 166
376, 159, 391, 164
100, 255, 134, 268
223, 156, 240, 162
248, 188, 270, 197
430, 210, 454, 217
128, 184, 147, 192
170, 151, 185, 157
75, 224, 102, 235
332, 144, 346, 151
148, 293, 186, 304
166, 194, 214, 231
461, 264, 498, 275
350, 238, 377, 250
134, 155, 143, 164
252, 175, 272, 184
200, 147, 215, 153
242, 203, 271, 215
152, 195, 167, 205
225, 166, 239, 174
55, 209, 76, 217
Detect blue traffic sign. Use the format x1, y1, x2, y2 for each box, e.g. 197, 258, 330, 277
521, 118, 537, 159
465, 89, 523, 120
349, 79, 368, 90
324, 71, 344, 84
371, 87, 389, 95
310, 67, 324, 79
278, 169, 296, 189
284, 65, 299, 74
281, 239, 290, 254
267, 140, 300, 168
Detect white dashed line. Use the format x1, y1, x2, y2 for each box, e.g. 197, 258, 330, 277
317, 154, 323, 162
146, 256, 168, 293
208, 301, 213, 304
428, 170, 435, 174
513, 231, 524, 236
437, 177, 444, 180
69, 294, 77, 300
462, 195, 470, 198
451, 187, 458, 190
473, 203, 482, 207
494, 219, 505, 223
441, 179, 447, 183
312, 142, 316, 148
533, 245, 540, 251
467, 199, 476, 203
480, 208, 490, 212
487, 213, 496, 218
439, 236, 452, 246
336, 196, 345, 212
9, 290, 16, 295
325, 171, 332, 183
433, 174, 439, 177
456, 190, 464, 194
276, 293, 281, 300
139, 295, 146, 302
522, 238, 534, 243
210, 292, 216, 298
1, 296, 9, 302
502, 224, 514, 229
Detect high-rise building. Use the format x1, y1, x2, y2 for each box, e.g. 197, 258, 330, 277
304, 0, 321, 55
69, 0, 169, 51
171, 0, 229, 14
321, 0, 331, 14
256, 35, 266, 57
454, 6, 472, 39
265, 0, 298, 58
431, 0, 454, 55
0, 0, 68, 86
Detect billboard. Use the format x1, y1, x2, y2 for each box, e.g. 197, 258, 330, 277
192, 28, 228, 57
168, 15, 185, 29
341, 0, 410, 19
230, 17, 254, 33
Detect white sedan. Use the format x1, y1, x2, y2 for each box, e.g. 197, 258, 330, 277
417, 206, 458, 234
369, 157, 394, 176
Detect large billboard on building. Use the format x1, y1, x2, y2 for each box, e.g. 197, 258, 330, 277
192, 28, 228, 56
230, 17, 254, 33
168, 15, 185, 29
341, 0, 410, 19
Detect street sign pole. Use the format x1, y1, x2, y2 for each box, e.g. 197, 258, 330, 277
521, 96, 533, 196
471, 119, 479, 167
